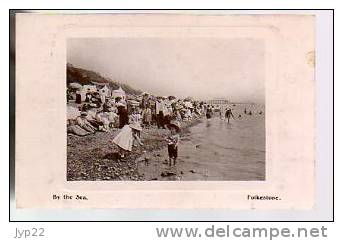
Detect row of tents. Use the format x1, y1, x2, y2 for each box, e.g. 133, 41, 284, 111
68, 82, 127, 102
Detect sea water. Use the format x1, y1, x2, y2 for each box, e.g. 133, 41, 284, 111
179, 104, 265, 181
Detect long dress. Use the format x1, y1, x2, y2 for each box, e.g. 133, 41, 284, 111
112, 125, 133, 151
143, 108, 152, 123
117, 106, 129, 128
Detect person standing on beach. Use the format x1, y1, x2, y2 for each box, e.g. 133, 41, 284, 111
225, 108, 235, 123
166, 121, 180, 166
142, 107, 152, 127
112, 123, 143, 158
156, 98, 165, 129
206, 105, 212, 120
175, 109, 182, 122
219, 106, 225, 120
115, 97, 129, 128
75, 90, 82, 104
162, 97, 172, 126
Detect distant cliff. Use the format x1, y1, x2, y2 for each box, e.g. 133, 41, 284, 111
66, 63, 142, 95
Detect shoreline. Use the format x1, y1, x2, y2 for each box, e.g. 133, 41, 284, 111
67, 117, 203, 181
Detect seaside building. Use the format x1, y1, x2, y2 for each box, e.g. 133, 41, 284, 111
205, 98, 229, 111
206, 98, 229, 106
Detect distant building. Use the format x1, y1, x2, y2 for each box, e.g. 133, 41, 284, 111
206, 98, 229, 106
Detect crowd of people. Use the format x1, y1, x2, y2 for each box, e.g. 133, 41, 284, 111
68, 93, 207, 132
67, 86, 263, 165
67, 90, 209, 162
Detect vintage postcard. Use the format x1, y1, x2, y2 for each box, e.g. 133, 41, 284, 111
15, 12, 315, 210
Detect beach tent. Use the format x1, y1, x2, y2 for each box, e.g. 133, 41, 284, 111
82, 84, 97, 93
112, 87, 126, 100
68, 82, 82, 90
80, 84, 97, 101
97, 85, 111, 103
98, 85, 111, 97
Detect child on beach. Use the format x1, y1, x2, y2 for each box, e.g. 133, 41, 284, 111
225, 108, 235, 123
166, 121, 181, 166
205, 105, 213, 119
112, 123, 143, 158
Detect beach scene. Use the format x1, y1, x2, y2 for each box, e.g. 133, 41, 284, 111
66, 38, 265, 181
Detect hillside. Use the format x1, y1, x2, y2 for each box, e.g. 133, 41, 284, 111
66, 63, 142, 95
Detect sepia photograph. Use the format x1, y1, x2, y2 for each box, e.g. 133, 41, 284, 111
13, 12, 325, 212
66, 38, 265, 181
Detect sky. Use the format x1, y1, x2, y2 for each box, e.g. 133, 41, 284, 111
67, 38, 265, 103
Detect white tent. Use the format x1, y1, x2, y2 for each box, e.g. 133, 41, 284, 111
112, 87, 126, 100
68, 82, 82, 90
82, 85, 97, 93
79, 84, 97, 101
99, 85, 111, 97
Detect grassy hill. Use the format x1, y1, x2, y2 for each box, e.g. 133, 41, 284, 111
67, 63, 142, 95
